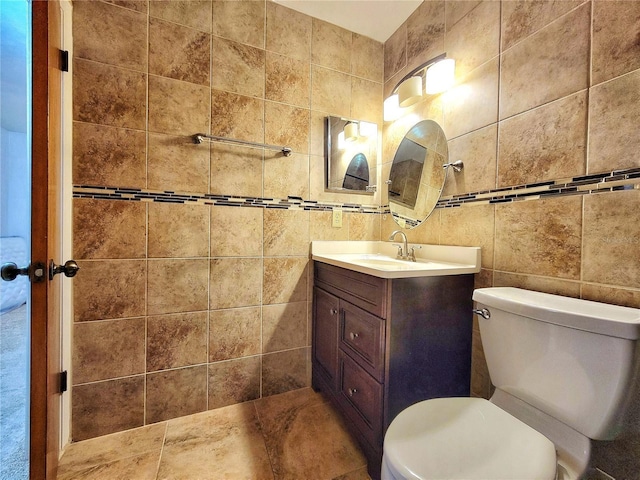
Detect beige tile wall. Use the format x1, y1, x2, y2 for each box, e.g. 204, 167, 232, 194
71, 0, 384, 441
70, 3, 640, 473
382, 1, 640, 476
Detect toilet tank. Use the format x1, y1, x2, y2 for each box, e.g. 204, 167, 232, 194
473, 287, 640, 441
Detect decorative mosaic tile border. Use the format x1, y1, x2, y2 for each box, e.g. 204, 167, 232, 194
380, 168, 640, 219
436, 167, 640, 209
390, 212, 420, 228
72, 185, 381, 214
74, 167, 640, 215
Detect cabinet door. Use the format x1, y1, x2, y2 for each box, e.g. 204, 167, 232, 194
313, 287, 340, 390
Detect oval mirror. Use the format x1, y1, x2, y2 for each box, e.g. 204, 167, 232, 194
387, 120, 447, 229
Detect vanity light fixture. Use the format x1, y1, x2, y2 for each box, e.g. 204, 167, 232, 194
383, 94, 401, 122
398, 76, 422, 107
384, 53, 455, 121
358, 121, 377, 138
337, 120, 377, 149
343, 121, 359, 142
425, 58, 456, 94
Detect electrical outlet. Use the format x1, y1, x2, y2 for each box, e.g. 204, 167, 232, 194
332, 208, 343, 228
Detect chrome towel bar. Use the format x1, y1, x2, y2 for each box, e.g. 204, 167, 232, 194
192, 133, 292, 157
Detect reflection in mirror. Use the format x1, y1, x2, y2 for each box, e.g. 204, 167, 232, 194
388, 120, 448, 229
325, 116, 378, 194
342, 153, 369, 190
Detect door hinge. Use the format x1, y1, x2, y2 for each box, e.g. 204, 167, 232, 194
60, 50, 69, 72
59, 370, 68, 393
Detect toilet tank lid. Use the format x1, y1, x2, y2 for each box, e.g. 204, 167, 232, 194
473, 287, 640, 340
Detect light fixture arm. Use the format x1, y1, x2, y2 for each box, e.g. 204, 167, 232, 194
389, 53, 447, 95
384, 53, 454, 121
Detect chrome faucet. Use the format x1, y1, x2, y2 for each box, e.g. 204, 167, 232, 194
388, 230, 409, 260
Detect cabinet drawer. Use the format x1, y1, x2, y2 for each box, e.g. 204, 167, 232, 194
314, 262, 388, 317
338, 351, 383, 448
340, 301, 385, 382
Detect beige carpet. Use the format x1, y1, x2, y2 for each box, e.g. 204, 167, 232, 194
0, 303, 29, 480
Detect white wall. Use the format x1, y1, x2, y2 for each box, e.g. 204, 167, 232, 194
0, 128, 30, 241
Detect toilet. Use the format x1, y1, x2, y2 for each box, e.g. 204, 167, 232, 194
382, 287, 640, 480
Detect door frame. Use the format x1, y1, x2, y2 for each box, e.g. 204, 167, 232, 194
60, 0, 73, 452
31, 1, 63, 477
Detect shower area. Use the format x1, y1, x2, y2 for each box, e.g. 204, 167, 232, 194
0, 0, 31, 478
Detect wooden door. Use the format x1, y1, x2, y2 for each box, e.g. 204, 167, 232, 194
31, 1, 63, 477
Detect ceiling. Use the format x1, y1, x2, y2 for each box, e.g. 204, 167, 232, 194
272, 0, 422, 43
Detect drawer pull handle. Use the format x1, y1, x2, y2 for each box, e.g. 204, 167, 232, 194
348, 388, 357, 397
330, 308, 338, 315
349, 332, 359, 340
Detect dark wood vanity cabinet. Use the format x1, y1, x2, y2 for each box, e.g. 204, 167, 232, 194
313, 287, 340, 390
312, 262, 474, 480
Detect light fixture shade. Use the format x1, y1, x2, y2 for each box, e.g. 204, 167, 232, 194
398, 76, 422, 107
425, 58, 455, 94
344, 122, 358, 142
358, 121, 377, 137
384, 94, 401, 122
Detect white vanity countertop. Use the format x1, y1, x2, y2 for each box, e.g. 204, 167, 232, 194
311, 241, 481, 279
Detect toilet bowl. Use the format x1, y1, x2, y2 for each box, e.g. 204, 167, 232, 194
381, 287, 640, 480
382, 397, 557, 480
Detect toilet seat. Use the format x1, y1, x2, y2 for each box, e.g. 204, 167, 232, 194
383, 397, 557, 480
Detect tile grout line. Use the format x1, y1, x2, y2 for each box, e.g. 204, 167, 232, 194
251, 399, 278, 478
154, 422, 169, 480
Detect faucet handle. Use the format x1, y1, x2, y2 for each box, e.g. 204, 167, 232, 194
392, 244, 404, 258
408, 245, 422, 262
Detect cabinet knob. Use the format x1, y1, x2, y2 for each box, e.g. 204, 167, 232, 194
348, 388, 357, 397
349, 332, 359, 340
330, 308, 338, 315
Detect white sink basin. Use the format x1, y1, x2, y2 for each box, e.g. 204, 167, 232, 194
337, 254, 459, 270
311, 241, 481, 279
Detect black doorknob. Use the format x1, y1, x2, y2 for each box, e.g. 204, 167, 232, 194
1, 262, 29, 281
1, 262, 46, 283
49, 260, 80, 280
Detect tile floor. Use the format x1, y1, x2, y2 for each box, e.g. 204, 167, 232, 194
57, 388, 371, 480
